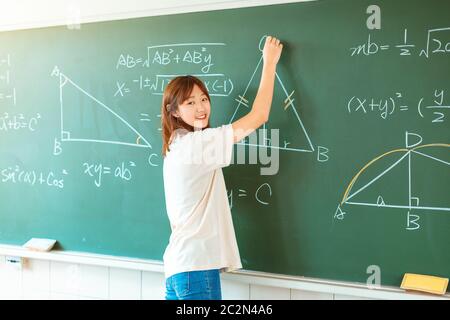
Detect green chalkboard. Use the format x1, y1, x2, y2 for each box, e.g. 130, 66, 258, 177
0, 0, 449, 289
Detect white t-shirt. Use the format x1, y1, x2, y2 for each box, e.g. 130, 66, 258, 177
162, 124, 242, 279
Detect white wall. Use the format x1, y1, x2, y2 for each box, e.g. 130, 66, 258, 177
0, 0, 311, 32
0, 255, 353, 300
2, 252, 449, 300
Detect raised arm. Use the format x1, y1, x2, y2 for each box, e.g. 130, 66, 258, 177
231, 36, 283, 143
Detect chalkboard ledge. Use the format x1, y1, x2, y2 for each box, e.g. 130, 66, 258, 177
0, 244, 448, 300
0, 244, 164, 273
223, 270, 450, 300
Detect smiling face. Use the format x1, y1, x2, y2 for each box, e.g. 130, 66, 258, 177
173, 84, 211, 130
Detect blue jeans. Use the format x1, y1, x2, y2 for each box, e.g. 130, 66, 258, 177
165, 269, 222, 300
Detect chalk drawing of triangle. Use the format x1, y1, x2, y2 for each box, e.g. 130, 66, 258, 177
344, 151, 410, 206
228, 36, 314, 153
59, 73, 151, 149
344, 146, 450, 211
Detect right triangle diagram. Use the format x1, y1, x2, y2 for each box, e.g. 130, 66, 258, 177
343, 151, 410, 206
59, 72, 152, 149
229, 36, 314, 153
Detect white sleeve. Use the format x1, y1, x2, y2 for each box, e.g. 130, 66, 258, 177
181, 124, 234, 173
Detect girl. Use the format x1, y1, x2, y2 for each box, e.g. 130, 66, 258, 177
161, 36, 283, 300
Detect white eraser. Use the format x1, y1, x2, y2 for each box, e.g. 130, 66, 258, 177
23, 238, 57, 252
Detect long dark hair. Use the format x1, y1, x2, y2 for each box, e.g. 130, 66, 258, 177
161, 75, 211, 156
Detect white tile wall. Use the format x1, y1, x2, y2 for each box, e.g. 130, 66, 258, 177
0, 255, 433, 300
110, 268, 141, 300
222, 279, 250, 300
23, 290, 51, 300
49, 261, 80, 296
0, 255, 22, 300
78, 264, 109, 299
334, 294, 375, 300
49, 261, 109, 298
141, 271, 166, 300
291, 289, 333, 300
50, 292, 81, 300
22, 259, 50, 299
250, 284, 291, 300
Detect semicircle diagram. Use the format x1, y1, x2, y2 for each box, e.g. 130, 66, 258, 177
339, 141, 450, 215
